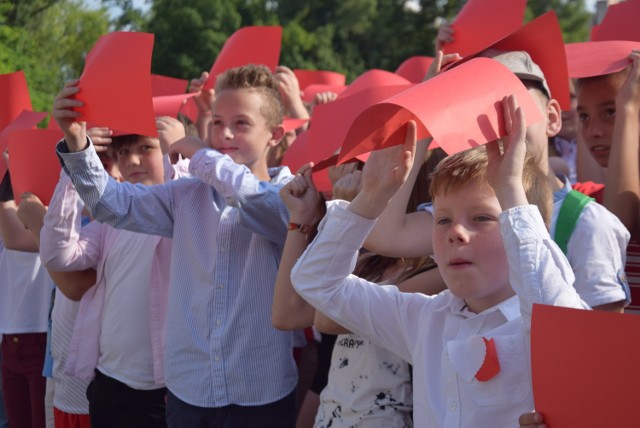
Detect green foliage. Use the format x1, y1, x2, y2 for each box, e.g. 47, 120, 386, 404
526, 0, 591, 43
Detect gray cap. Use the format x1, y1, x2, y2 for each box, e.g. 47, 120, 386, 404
480, 48, 551, 98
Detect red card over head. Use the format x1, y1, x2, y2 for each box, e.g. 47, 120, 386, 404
153, 93, 197, 118
592, 0, 640, 42
294, 69, 346, 90
531, 304, 640, 427
301, 84, 347, 103
0, 110, 48, 179
338, 57, 543, 163
204, 26, 282, 90
0, 71, 33, 132
395, 56, 434, 83
77, 32, 157, 137
151, 74, 189, 96
565, 41, 640, 78
282, 117, 309, 133
8, 129, 63, 205
441, 0, 526, 57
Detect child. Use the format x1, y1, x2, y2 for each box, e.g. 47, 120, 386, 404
291, 97, 589, 426
53, 64, 298, 427
364, 50, 630, 313
575, 50, 640, 311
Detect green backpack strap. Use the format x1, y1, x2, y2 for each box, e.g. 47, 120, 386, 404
554, 190, 594, 255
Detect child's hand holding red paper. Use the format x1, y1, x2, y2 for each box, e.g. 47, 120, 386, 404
53, 80, 87, 152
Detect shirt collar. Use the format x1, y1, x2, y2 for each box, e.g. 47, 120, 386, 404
449, 295, 520, 322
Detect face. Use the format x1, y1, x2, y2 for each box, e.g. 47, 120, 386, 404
209, 88, 282, 180
115, 137, 165, 185
432, 182, 514, 313
576, 73, 626, 168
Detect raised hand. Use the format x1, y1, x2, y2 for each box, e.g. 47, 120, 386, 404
87, 127, 112, 153
332, 170, 362, 202
156, 116, 187, 155
279, 163, 321, 224
52, 79, 87, 151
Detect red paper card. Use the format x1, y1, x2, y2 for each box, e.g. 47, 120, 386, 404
592, 0, 640, 43
8, 129, 63, 205
339, 69, 411, 99
0, 111, 48, 179
294, 69, 346, 90
153, 93, 197, 118
338, 57, 543, 163
204, 26, 282, 90
531, 304, 640, 427
77, 32, 156, 137
283, 84, 412, 173
282, 117, 309, 133
395, 56, 434, 83
565, 41, 640, 78
442, 0, 526, 57
0, 71, 33, 132
151, 74, 189, 96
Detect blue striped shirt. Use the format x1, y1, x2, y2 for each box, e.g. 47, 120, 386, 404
57, 141, 297, 407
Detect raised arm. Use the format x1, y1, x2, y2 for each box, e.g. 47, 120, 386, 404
272, 164, 321, 330
17, 192, 97, 301
0, 197, 38, 252
604, 51, 640, 239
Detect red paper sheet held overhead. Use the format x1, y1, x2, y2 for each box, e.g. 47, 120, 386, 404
0, 71, 33, 132
531, 304, 640, 427
8, 129, 63, 205
395, 56, 434, 83
592, 0, 640, 42
0, 111, 48, 179
565, 41, 640, 78
338, 58, 543, 163
77, 32, 156, 137
153, 93, 197, 118
294, 69, 346, 90
151, 74, 189, 96
442, 0, 526, 57
204, 26, 282, 90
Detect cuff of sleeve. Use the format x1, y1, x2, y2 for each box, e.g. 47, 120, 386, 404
319, 200, 377, 250
188, 148, 222, 175
56, 138, 102, 174
499, 205, 549, 243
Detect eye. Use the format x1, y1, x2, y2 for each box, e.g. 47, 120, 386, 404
117, 148, 128, 156
212, 119, 223, 126
236, 119, 250, 127
604, 107, 616, 119
474, 215, 495, 222
577, 112, 589, 123
435, 217, 451, 225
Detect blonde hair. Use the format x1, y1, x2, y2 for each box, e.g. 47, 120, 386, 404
215, 64, 284, 128
429, 145, 552, 227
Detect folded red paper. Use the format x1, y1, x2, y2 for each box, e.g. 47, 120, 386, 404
441, 0, 526, 57
565, 41, 640, 78
153, 93, 197, 119
294, 69, 346, 90
338, 57, 543, 164
0, 111, 48, 179
151, 74, 189, 96
0, 71, 33, 132
77, 32, 156, 137
531, 304, 640, 427
204, 26, 282, 90
591, 0, 640, 43
395, 56, 434, 83
8, 129, 63, 205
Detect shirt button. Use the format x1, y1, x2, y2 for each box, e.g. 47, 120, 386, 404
448, 401, 458, 411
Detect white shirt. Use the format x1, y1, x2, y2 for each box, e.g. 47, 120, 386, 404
98, 230, 158, 390
292, 202, 587, 428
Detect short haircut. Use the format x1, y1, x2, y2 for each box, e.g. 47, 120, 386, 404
574, 67, 630, 92
215, 64, 284, 128
429, 145, 552, 227
109, 134, 142, 159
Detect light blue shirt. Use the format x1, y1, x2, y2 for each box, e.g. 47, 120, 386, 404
57, 140, 297, 407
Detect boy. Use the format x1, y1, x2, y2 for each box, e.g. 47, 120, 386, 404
364, 50, 630, 313
291, 97, 588, 427
52, 64, 297, 427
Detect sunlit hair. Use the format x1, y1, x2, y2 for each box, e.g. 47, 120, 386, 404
215, 64, 284, 128
429, 145, 553, 227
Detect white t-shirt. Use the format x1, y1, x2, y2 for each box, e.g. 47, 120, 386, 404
97, 230, 159, 390
315, 333, 413, 427
0, 238, 54, 334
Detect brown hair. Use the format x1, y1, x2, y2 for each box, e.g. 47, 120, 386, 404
215, 64, 284, 128
429, 145, 553, 227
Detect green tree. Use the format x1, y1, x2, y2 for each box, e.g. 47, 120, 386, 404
526, 0, 591, 43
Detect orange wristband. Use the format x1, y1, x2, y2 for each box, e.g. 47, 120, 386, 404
288, 222, 311, 233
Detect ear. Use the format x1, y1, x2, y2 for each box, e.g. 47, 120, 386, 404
545, 98, 562, 138
268, 124, 286, 148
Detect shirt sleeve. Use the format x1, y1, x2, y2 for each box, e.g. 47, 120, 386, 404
40, 171, 102, 271
57, 138, 176, 238
500, 205, 590, 330
189, 148, 291, 244
291, 200, 432, 363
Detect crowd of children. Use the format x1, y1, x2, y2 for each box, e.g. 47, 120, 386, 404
1, 1, 640, 427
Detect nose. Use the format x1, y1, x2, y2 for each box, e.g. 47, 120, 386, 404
223, 126, 234, 141
124, 152, 141, 166
448, 222, 470, 244
586, 117, 605, 139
